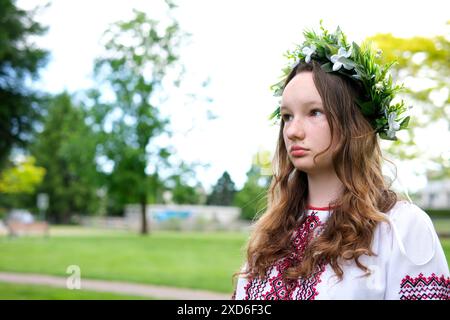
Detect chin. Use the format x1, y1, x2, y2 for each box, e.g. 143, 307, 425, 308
291, 161, 314, 173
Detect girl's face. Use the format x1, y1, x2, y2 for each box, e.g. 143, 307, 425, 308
281, 72, 336, 174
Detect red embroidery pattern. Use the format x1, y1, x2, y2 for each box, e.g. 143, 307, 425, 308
399, 273, 450, 300
244, 212, 326, 300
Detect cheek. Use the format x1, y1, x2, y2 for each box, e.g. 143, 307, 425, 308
311, 122, 332, 146
282, 126, 288, 142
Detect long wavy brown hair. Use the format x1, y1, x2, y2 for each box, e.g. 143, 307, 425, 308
234, 60, 404, 285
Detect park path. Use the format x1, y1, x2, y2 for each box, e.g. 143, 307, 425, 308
0, 272, 231, 300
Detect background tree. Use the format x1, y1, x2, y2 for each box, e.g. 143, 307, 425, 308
0, 156, 45, 194
0, 0, 49, 169
166, 161, 204, 205
31, 93, 100, 223
91, 3, 190, 234
207, 171, 237, 206
0, 155, 45, 213
369, 24, 449, 180
234, 163, 271, 220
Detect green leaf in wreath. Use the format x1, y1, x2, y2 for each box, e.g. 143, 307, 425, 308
321, 62, 333, 72
269, 107, 280, 120
399, 116, 410, 129
379, 131, 397, 141
358, 100, 376, 116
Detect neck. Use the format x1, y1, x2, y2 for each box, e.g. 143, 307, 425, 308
306, 169, 344, 208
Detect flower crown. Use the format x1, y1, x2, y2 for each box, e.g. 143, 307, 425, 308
269, 21, 411, 141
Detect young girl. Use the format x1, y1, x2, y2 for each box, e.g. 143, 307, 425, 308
232, 24, 450, 300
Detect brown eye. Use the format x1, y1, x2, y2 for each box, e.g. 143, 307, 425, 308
281, 114, 293, 122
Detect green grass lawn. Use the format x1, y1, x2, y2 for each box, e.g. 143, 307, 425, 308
432, 218, 450, 235
440, 238, 450, 258
0, 225, 449, 297
0, 281, 149, 300
0, 227, 248, 294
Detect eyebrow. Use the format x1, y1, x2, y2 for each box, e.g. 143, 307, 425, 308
280, 101, 323, 110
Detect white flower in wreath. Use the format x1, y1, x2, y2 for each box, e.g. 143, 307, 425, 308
302, 45, 316, 63
375, 49, 383, 59
290, 60, 300, 69
375, 82, 384, 92
386, 112, 401, 139
330, 47, 353, 71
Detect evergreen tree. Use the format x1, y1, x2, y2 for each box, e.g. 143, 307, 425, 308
0, 0, 49, 168
234, 164, 271, 220
207, 171, 237, 206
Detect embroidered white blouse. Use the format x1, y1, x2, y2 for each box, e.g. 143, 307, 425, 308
232, 200, 450, 300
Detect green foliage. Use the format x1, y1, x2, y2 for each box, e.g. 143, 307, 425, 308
0, 155, 46, 212
368, 25, 450, 179
0, 0, 49, 168
170, 182, 202, 205
233, 164, 271, 220
424, 209, 450, 219
31, 93, 101, 223
167, 162, 204, 205
207, 171, 237, 206
0, 156, 45, 194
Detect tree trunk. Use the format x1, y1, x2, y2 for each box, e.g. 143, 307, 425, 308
140, 194, 149, 235
62, 210, 70, 225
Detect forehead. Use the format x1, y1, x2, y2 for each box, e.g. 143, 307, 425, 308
281, 72, 322, 109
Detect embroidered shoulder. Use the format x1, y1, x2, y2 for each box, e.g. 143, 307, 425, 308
385, 201, 437, 266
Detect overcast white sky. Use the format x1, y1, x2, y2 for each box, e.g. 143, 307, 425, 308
17, 0, 450, 194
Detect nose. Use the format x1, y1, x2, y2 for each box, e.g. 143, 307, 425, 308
285, 118, 305, 141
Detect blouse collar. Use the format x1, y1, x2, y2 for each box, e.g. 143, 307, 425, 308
307, 204, 337, 211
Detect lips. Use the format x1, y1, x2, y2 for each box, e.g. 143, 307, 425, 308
290, 145, 308, 157
290, 145, 308, 152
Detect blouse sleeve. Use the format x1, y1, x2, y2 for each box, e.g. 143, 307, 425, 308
384, 201, 450, 300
